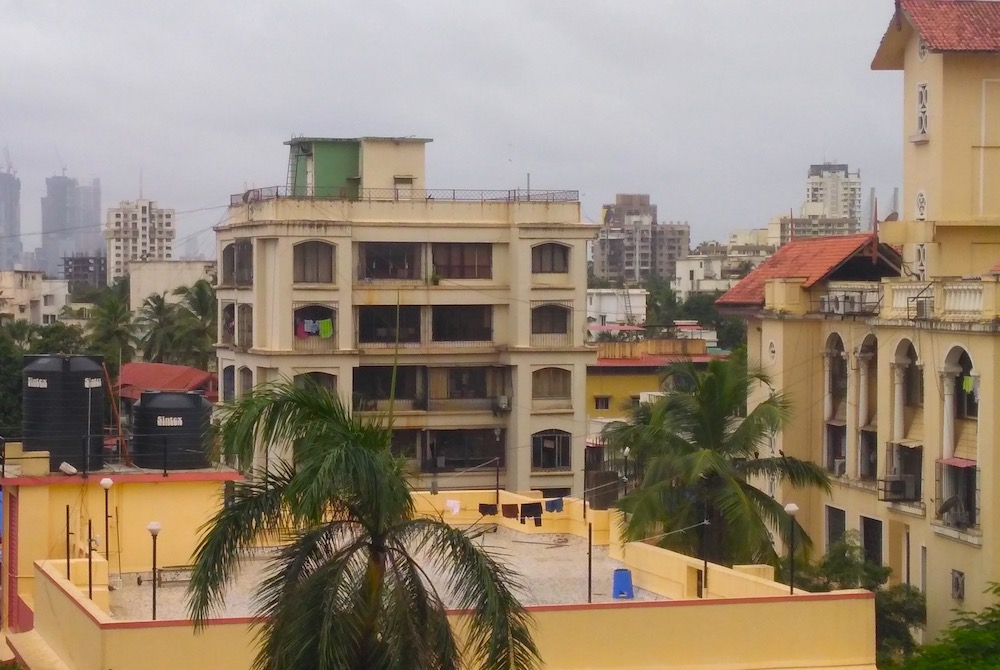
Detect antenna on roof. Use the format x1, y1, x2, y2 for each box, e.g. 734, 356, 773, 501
871, 198, 879, 265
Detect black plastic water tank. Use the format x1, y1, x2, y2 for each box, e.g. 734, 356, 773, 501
22, 355, 105, 472
132, 391, 212, 470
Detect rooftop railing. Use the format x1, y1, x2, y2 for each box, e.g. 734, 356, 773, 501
230, 186, 579, 206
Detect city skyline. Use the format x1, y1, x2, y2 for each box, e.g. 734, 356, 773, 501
2, 1, 901, 255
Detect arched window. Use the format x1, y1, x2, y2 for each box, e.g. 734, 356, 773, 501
531, 243, 569, 273
220, 303, 235, 345
237, 304, 253, 349
902, 342, 923, 407
222, 365, 235, 402
531, 429, 571, 470
532, 367, 570, 398
237, 366, 253, 396
221, 244, 235, 285
955, 350, 977, 419
293, 241, 335, 283
531, 305, 570, 334
294, 372, 337, 393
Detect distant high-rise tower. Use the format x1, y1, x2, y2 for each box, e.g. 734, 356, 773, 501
804, 163, 862, 221
593, 193, 689, 284
105, 199, 176, 283
0, 170, 22, 269
40, 175, 102, 277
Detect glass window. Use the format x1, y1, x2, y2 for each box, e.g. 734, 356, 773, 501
531, 243, 569, 273
532, 429, 571, 470
293, 241, 335, 283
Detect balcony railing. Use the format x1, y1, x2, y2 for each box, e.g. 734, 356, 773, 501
293, 335, 337, 353
941, 282, 983, 315
232, 186, 579, 206
426, 397, 494, 412
530, 332, 572, 347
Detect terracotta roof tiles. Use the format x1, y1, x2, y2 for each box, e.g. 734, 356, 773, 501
116, 362, 217, 403
902, 0, 1000, 51
716, 234, 874, 308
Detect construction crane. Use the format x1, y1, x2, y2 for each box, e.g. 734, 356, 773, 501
2, 146, 14, 176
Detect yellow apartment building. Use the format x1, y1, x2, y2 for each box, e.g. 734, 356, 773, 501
719, 0, 1000, 636
215, 137, 597, 496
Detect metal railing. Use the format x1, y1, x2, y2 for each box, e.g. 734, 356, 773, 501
231, 186, 579, 206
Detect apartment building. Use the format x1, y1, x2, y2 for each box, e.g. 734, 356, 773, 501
105, 199, 176, 283
593, 194, 689, 284
0, 170, 22, 270
718, 0, 1000, 637
0, 270, 69, 325
586, 288, 647, 327
216, 137, 597, 495
806, 163, 863, 221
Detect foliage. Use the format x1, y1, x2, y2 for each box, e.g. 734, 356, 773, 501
606, 354, 830, 566
137, 293, 179, 363
785, 532, 925, 666
642, 279, 747, 350
87, 293, 136, 374
31, 322, 88, 355
897, 583, 1000, 670
171, 279, 217, 369
0, 330, 23, 434
188, 381, 539, 670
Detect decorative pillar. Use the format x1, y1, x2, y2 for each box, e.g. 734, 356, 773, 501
892, 360, 907, 444
941, 368, 958, 460
857, 352, 872, 430
823, 350, 833, 422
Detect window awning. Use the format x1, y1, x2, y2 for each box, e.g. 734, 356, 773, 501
826, 418, 847, 427
937, 457, 977, 469
894, 439, 922, 448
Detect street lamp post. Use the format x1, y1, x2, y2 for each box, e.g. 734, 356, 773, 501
147, 521, 161, 620
622, 447, 631, 494
493, 428, 502, 507
100, 477, 113, 561
784, 502, 799, 595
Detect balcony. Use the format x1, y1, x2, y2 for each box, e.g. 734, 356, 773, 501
232, 186, 579, 206
431, 306, 493, 348
293, 303, 337, 353
357, 306, 421, 349
941, 282, 983, 316
816, 281, 881, 316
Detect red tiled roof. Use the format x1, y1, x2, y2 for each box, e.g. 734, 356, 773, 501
117, 362, 217, 402
716, 234, 874, 308
902, 0, 1000, 51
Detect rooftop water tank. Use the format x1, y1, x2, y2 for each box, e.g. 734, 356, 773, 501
132, 391, 212, 470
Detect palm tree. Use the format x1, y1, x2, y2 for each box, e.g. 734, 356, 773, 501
188, 382, 539, 670
173, 279, 216, 369
5, 319, 37, 352
87, 294, 136, 369
605, 355, 831, 566
137, 293, 178, 363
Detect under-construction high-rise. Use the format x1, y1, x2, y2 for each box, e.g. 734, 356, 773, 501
592, 193, 689, 284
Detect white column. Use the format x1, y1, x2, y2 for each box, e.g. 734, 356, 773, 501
857, 353, 872, 429
892, 361, 906, 443
823, 350, 833, 421
941, 369, 958, 460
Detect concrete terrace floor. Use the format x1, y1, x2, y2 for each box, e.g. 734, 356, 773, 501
109, 526, 665, 620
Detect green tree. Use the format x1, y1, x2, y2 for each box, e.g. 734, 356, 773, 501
786, 531, 925, 666
172, 279, 217, 369
137, 293, 179, 363
605, 354, 831, 565
188, 381, 539, 670
5, 319, 37, 352
898, 583, 1000, 670
30, 322, 88, 355
644, 276, 680, 328
87, 294, 136, 372
0, 331, 22, 433
677, 291, 747, 350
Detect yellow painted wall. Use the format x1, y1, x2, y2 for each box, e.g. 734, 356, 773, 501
586, 369, 662, 419
20, 557, 877, 670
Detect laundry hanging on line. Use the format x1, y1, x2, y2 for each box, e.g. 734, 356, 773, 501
478, 503, 498, 516
544, 497, 564, 513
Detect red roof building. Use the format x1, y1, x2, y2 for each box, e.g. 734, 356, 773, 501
716, 234, 902, 312
873, 0, 1000, 69
116, 362, 218, 403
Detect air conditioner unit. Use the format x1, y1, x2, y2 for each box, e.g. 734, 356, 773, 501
834, 458, 847, 477
830, 296, 844, 314
818, 296, 831, 313
915, 299, 933, 319
880, 474, 919, 502
842, 295, 858, 314
494, 395, 510, 411
951, 570, 965, 600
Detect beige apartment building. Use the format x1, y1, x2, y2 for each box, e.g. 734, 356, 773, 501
215, 137, 597, 495
105, 199, 176, 283
719, 0, 1000, 637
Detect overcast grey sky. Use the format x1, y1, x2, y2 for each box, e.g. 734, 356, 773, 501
2, 1, 901, 256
